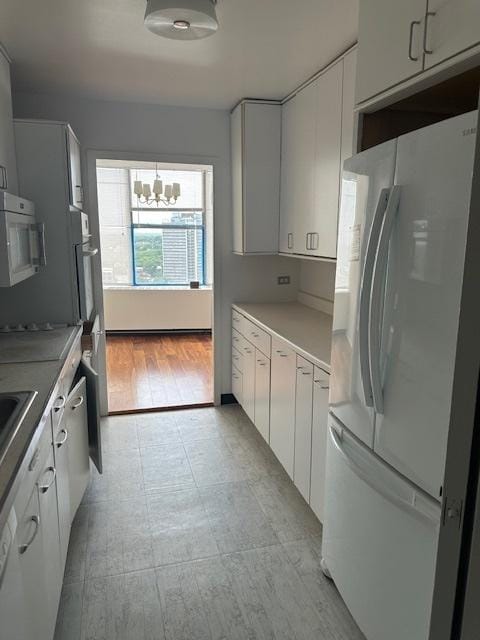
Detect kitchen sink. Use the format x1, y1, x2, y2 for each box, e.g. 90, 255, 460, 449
0, 391, 37, 461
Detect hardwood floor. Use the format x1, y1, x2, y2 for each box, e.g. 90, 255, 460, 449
106, 333, 213, 414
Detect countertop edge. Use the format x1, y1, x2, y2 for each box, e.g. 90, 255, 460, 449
232, 302, 331, 373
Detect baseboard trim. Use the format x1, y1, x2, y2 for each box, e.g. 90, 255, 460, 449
221, 393, 238, 405
106, 329, 212, 336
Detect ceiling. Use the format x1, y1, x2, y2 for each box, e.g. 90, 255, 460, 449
0, 0, 358, 109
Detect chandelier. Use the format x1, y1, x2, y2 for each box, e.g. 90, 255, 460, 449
133, 167, 181, 206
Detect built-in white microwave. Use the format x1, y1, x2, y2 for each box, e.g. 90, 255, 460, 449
0, 192, 46, 287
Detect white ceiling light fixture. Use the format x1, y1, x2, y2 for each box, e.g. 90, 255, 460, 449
144, 0, 218, 40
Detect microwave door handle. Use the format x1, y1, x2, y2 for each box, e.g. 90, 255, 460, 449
37, 223, 47, 266
368, 185, 401, 415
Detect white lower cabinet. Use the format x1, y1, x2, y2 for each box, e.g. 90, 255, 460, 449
66, 377, 90, 520
0, 509, 31, 640
37, 448, 62, 639
231, 307, 331, 521
241, 340, 256, 422
232, 365, 243, 404
294, 356, 314, 501
270, 338, 297, 478
16, 488, 50, 640
53, 412, 71, 571
254, 350, 270, 442
309, 367, 330, 522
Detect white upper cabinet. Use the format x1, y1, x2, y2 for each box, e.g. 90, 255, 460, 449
279, 96, 297, 254
279, 51, 356, 261
356, 0, 480, 105
0, 48, 18, 194
308, 62, 343, 259
231, 100, 281, 254
289, 81, 316, 256
356, 0, 427, 104
423, 0, 480, 70
341, 50, 358, 167
67, 127, 83, 209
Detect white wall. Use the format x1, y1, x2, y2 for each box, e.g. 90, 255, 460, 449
13, 91, 300, 403
298, 260, 336, 310
104, 288, 213, 331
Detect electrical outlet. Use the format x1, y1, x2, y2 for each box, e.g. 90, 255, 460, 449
277, 275, 290, 285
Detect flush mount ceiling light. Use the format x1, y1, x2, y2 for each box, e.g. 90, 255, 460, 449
144, 0, 218, 40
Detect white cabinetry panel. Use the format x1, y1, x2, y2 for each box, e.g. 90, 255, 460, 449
231, 100, 281, 254
241, 339, 256, 422
67, 127, 83, 209
270, 338, 297, 477
309, 62, 343, 258
341, 49, 358, 165
53, 414, 71, 570
423, 0, 480, 70
294, 356, 314, 501
67, 377, 90, 520
309, 367, 330, 522
356, 0, 426, 104
37, 447, 62, 639
232, 365, 243, 405
254, 351, 271, 443
0, 49, 17, 194
279, 97, 297, 254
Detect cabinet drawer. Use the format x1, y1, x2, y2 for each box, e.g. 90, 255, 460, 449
232, 309, 245, 333
313, 366, 330, 389
272, 336, 295, 362
297, 354, 314, 376
231, 345, 244, 373
243, 318, 271, 357
232, 328, 246, 352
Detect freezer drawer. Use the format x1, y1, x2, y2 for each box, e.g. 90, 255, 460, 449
322, 414, 441, 640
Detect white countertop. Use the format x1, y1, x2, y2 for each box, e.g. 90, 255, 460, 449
232, 301, 332, 372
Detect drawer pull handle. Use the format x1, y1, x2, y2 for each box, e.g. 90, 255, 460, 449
279, 354, 288, 358
53, 395, 66, 412
56, 428, 68, 448
71, 396, 84, 410
251, 332, 259, 338
302, 371, 311, 376
314, 379, 330, 389
38, 466, 56, 493
19, 515, 40, 554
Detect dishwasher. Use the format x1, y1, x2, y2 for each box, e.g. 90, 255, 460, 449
0, 508, 31, 639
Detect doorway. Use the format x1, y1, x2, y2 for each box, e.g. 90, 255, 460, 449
95, 159, 214, 414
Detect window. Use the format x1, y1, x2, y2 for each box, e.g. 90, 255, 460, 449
97, 162, 212, 287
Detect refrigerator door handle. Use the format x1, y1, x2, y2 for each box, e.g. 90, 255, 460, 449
369, 185, 402, 415
359, 187, 392, 408
329, 424, 440, 523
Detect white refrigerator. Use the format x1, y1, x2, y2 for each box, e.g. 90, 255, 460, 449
322, 110, 478, 640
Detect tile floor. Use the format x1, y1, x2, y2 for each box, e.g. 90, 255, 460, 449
55, 405, 365, 640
